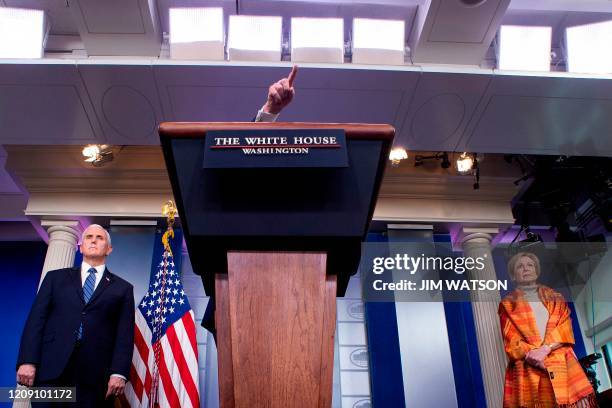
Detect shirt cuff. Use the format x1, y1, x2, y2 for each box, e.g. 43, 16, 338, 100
111, 374, 127, 381
255, 109, 279, 122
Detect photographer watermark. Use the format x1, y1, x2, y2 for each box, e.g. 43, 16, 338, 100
360, 242, 611, 302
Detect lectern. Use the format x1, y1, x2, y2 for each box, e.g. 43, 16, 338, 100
160, 122, 393, 408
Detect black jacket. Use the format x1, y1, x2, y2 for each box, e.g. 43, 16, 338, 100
17, 267, 135, 385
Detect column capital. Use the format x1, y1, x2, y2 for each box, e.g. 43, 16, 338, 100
39, 220, 82, 281
40, 219, 82, 229
451, 225, 499, 248
40, 219, 83, 242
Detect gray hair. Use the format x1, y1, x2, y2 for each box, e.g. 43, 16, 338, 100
81, 224, 112, 246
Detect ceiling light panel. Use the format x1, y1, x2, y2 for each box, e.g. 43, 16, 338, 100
498, 25, 551, 72
291, 18, 344, 63
352, 18, 405, 65
0, 7, 46, 59
566, 20, 612, 74
228, 15, 282, 61
169, 7, 224, 60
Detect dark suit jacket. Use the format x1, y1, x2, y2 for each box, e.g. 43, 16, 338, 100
17, 267, 135, 385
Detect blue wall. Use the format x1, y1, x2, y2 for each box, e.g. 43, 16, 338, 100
106, 226, 156, 301
0, 241, 47, 405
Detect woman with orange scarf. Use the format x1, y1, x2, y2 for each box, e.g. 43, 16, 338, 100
498, 251, 597, 408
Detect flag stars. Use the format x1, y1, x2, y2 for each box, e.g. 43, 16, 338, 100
140, 251, 192, 339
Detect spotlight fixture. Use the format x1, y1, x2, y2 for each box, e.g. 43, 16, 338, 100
456, 153, 480, 189
414, 152, 451, 169
82, 144, 113, 167
389, 147, 408, 167
521, 231, 544, 243
456, 152, 474, 175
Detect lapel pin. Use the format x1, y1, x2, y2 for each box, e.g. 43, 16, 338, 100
106, 277, 111, 282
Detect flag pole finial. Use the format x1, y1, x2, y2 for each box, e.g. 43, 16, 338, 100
161, 200, 177, 254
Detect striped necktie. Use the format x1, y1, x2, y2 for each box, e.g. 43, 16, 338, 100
77, 267, 97, 340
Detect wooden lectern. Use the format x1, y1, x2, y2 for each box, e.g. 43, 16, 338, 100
160, 122, 393, 408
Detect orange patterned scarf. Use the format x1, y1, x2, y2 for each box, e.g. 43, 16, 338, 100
499, 286, 597, 408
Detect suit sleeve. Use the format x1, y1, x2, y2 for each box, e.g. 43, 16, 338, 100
110, 284, 135, 379
16, 271, 55, 368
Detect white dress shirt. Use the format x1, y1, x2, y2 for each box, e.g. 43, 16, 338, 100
254, 109, 279, 122
81, 262, 105, 290
80, 262, 126, 381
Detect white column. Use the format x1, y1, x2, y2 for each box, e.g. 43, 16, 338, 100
39, 220, 82, 283
460, 228, 506, 408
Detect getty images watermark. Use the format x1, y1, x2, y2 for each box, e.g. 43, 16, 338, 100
371, 252, 504, 291
359, 242, 612, 302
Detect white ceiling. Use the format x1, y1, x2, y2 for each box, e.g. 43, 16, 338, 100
1, 61, 611, 158
1, 0, 612, 233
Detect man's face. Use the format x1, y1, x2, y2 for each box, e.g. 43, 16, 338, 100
80, 226, 112, 260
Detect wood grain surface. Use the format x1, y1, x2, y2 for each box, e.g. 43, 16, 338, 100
214, 251, 337, 408
215, 274, 235, 408
159, 121, 394, 141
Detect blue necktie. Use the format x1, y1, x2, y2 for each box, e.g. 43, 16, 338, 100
77, 267, 97, 340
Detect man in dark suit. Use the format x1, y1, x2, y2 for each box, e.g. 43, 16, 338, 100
16, 224, 135, 407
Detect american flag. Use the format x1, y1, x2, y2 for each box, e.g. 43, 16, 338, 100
122, 229, 200, 408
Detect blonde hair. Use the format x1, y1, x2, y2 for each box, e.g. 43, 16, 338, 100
507, 251, 540, 281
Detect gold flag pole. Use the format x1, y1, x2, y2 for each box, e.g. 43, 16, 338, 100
149, 200, 178, 408
161, 200, 177, 255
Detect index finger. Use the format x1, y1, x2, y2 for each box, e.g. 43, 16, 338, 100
287, 65, 298, 87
